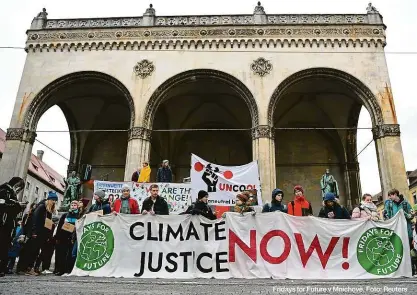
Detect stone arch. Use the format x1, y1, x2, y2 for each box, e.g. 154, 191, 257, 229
142, 69, 259, 129
267, 67, 384, 127
23, 71, 135, 131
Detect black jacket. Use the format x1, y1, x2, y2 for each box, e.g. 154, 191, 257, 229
156, 167, 172, 183
0, 183, 23, 229
32, 200, 53, 237
185, 201, 217, 220
318, 204, 351, 220
54, 212, 78, 244
141, 196, 169, 215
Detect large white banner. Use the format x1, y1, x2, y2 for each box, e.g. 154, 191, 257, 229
190, 154, 262, 206
71, 211, 411, 279
93, 181, 192, 214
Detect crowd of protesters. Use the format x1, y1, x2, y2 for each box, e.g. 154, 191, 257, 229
1, 173, 417, 277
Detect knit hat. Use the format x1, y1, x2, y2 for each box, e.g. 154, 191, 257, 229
272, 188, 284, 200
294, 185, 304, 194
122, 184, 131, 191
94, 190, 106, 200
324, 192, 336, 202
163, 160, 169, 164
47, 191, 58, 201
198, 190, 208, 200
237, 193, 249, 203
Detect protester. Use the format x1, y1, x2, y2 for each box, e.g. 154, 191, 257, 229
54, 200, 79, 276
113, 184, 140, 214
318, 192, 351, 220
184, 190, 216, 220
287, 185, 313, 217
233, 193, 255, 216
383, 189, 414, 248
351, 193, 381, 221
6, 220, 25, 274
142, 184, 169, 215
156, 160, 173, 183
16, 203, 37, 274
139, 162, 151, 183
89, 190, 111, 214
78, 199, 89, 218
247, 189, 259, 206
262, 188, 287, 213
0, 177, 25, 277
33, 215, 59, 274
24, 191, 57, 276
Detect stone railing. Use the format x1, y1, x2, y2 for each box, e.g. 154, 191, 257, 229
43, 14, 372, 30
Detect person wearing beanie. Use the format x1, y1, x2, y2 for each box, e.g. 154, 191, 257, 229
0, 177, 26, 277
233, 193, 255, 215
113, 184, 139, 214
141, 184, 169, 215
89, 190, 111, 215
23, 191, 57, 276
287, 185, 313, 217
262, 188, 287, 213
318, 192, 350, 220
183, 190, 216, 220
54, 200, 80, 276
156, 160, 173, 183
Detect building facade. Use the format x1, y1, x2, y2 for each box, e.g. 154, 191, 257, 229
0, 129, 64, 206
0, 3, 410, 213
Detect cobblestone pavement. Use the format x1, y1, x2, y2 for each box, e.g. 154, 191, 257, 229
0, 275, 416, 295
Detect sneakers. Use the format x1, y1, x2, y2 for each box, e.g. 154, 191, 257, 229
25, 269, 40, 276
42, 270, 53, 274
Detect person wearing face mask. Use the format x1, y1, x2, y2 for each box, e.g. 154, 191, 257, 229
318, 192, 351, 220
287, 185, 313, 217
351, 193, 380, 221
113, 184, 140, 214
383, 189, 414, 247
54, 200, 80, 276
88, 190, 111, 215
0, 177, 26, 277
262, 188, 287, 213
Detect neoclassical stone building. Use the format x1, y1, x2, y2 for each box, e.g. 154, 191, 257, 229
0, 3, 409, 212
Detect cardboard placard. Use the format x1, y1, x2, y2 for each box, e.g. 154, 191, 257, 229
62, 222, 75, 233
44, 218, 53, 230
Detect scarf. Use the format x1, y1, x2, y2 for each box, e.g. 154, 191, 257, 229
120, 197, 131, 214
66, 210, 78, 224
289, 195, 310, 216
234, 204, 251, 213
138, 166, 151, 183
361, 202, 377, 211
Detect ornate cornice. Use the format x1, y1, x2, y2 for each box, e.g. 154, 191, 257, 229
25, 26, 386, 52
252, 125, 274, 140
128, 127, 152, 141
5, 128, 37, 144
372, 124, 400, 140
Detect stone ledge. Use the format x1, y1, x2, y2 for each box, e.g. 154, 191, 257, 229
5, 128, 37, 144
252, 125, 274, 139
372, 124, 401, 140
128, 127, 152, 141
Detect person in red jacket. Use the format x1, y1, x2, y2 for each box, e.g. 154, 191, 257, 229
112, 184, 139, 214
287, 185, 313, 217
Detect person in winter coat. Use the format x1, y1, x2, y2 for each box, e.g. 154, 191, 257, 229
89, 190, 111, 215
54, 200, 79, 276
6, 221, 25, 274
0, 177, 25, 277
233, 193, 255, 215
184, 190, 217, 220
16, 203, 37, 274
23, 191, 57, 276
262, 188, 287, 213
318, 192, 351, 220
33, 215, 59, 274
139, 162, 151, 183
142, 184, 169, 215
113, 184, 140, 214
351, 193, 381, 221
287, 185, 313, 217
156, 160, 173, 183
383, 188, 414, 248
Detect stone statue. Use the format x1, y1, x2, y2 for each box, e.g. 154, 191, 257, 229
254, 2, 265, 14
62, 171, 81, 209
144, 4, 156, 16
366, 3, 378, 14
320, 169, 339, 199
37, 8, 48, 19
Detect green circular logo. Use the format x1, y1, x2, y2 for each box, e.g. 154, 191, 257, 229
357, 227, 403, 275
76, 222, 114, 271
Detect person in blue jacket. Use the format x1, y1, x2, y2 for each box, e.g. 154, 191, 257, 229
7, 221, 25, 274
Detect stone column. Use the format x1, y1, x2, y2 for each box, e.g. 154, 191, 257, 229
373, 124, 410, 202
252, 125, 276, 204
124, 127, 152, 181
0, 128, 36, 185
344, 130, 362, 207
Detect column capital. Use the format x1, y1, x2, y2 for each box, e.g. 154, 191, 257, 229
128, 127, 152, 141
372, 124, 400, 140
252, 125, 274, 140
6, 128, 37, 144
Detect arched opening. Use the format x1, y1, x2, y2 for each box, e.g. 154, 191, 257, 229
268, 68, 382, 213
144, 70, 258, 182
25, 71, 134, 181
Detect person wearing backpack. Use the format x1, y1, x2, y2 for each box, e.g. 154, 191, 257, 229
262, 188, 287, 213
287, 185, 313, 217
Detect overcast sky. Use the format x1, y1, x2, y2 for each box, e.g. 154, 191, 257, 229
0, 0, 416, 196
